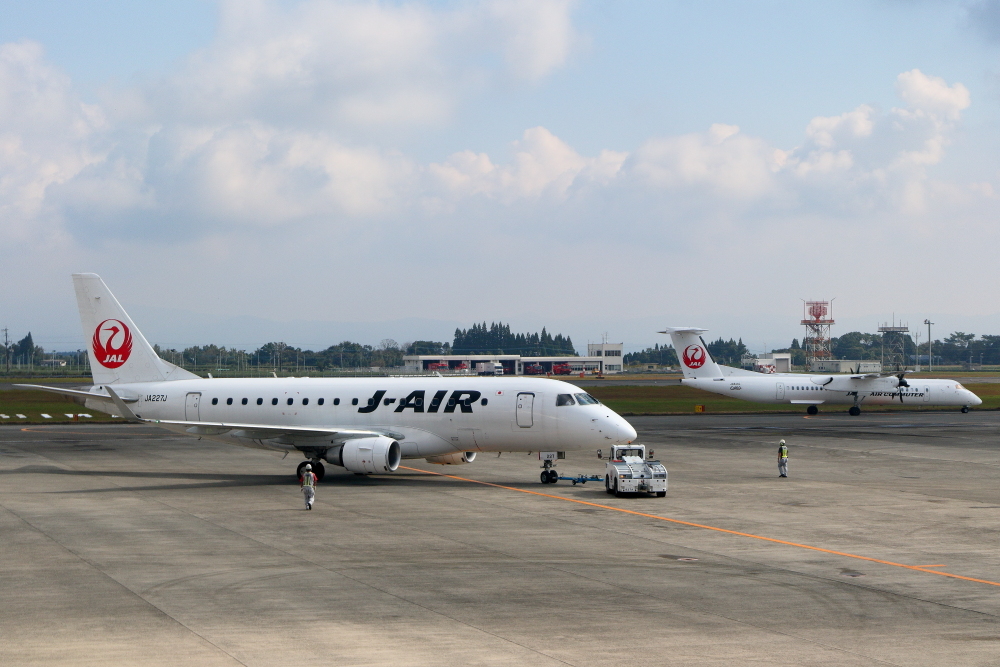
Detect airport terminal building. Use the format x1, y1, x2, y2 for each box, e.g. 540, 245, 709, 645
403, 342, 624, 375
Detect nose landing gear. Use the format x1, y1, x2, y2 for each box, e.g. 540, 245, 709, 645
539, 459, 558, 484
962, 406, 970, 413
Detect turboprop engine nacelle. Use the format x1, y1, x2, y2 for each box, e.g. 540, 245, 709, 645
425, 451, 477, 465
326, 436, 401, 473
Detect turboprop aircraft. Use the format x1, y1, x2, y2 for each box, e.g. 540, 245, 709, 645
18, 274, 637, 483
662, 327, 981, 415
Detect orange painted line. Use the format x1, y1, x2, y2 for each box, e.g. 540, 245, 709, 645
399, 465, 1000, 589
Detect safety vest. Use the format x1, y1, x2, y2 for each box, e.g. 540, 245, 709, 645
301, 472, 315, 487
779, 446, 788, 458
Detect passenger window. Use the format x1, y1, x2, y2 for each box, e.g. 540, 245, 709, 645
481, 398, 488, 406
556, 394, 575, 406
334, 398, 340, 406
211, 398, 218, 405
257, 398, 263, 405
317, 398, 324, 406
226, 398, 233, 405
352, 398, 358, 405
272, 398, 278, 405
241, 398, 248, 405
302, 398, 309, 406
287, 398, 293, 405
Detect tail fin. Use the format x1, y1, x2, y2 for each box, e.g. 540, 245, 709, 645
73, 273, 198, 384
660, 327, 724, 379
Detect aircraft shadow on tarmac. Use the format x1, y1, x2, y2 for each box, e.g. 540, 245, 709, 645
1, 464, 516, 493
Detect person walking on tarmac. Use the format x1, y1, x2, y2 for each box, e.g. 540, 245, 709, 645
300, 463, 318, 509
778, 440, 789, 478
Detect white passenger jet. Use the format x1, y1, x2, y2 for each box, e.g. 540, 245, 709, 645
18, 275, 637, 483
662, 327, 981, 415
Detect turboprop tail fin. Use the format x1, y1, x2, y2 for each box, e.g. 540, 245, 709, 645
73, 273, 198, 385
659, 327, 724, 379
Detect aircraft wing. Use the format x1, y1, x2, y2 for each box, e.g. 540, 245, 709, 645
146, 418, 397, 441
14, 384, 138, 402
848, 371, 910, 380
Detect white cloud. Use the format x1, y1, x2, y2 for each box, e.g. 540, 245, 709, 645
0, 41, 108, 238
895, 69, 970, 121
140, 0, 578, 129
428, 126, 625, 202
487, 0, 577, 81
626, 124, 779, 199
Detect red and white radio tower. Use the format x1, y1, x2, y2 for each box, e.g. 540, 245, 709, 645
801, 300, 835, 370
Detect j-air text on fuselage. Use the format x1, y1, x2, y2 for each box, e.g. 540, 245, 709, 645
661, 327, 981, 415
17, 274, 638, 484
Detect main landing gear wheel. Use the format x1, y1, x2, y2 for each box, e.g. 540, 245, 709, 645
806, 405, 819, 415
540, 469, 558, 484
848, 406, 861, 416
297, 460, 326, 481
962, 406, 970, 413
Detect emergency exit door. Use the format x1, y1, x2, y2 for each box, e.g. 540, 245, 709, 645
185, 392, 201, 421
516, 392, 534, 427
776, 383, 785, 400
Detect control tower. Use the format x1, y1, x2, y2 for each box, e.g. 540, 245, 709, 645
878, 320, 910, 371
801, 300, 834, 370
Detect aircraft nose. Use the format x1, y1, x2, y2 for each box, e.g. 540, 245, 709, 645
620, 418, 637, 443
970, 391, 983, 406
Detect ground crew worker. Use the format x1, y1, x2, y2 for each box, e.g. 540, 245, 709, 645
300, 463, 317, 509
778, 440, 789, 478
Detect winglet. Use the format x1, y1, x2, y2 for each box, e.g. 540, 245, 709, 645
104, 386, 143, 423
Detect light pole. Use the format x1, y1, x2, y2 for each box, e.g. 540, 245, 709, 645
924, 319, 933, 373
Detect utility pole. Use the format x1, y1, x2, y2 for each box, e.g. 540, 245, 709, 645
924, 319, 934, 373
2, 328, 9, 374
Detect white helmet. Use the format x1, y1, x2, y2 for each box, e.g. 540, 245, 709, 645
779, 439, 785, 445
304, 464, 312, 470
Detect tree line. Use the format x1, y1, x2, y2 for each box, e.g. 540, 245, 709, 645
452, 322, 577, 356
0, 322, 579, 374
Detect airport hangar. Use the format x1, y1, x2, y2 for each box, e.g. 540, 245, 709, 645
403, 342, 624, 375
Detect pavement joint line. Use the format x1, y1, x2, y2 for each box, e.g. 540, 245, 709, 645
12, 444, 580, 667
0, 496, 249, 666
399, 466, 1000, 589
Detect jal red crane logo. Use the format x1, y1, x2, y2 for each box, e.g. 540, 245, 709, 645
682, 344, 706, 369
92, 319, 133, 368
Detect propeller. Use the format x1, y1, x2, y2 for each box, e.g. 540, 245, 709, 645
896, 372, 909, 403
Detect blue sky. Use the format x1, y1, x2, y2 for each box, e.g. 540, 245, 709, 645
2, 0, 1000, 353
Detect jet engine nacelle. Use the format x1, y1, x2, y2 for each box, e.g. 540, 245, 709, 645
424, 451, 477, 465
327, 436, 401, 473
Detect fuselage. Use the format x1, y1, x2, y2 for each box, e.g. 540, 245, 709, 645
86, 376, 638, 458
684, 375, 981, 408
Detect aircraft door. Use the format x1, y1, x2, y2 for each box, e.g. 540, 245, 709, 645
923, 387, 931, 402
516, 392, 534, 428
185, 392, 201, 421
776, 383, 785, 400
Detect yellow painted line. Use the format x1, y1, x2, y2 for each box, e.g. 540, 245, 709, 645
400, 465, 1000, 589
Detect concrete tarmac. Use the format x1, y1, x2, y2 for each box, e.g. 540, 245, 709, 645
3, 411, 1000, 665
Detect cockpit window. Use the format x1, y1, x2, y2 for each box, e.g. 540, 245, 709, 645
956, 383, 964, 391
574, 393, 600, 405
556, 394, 576, 406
